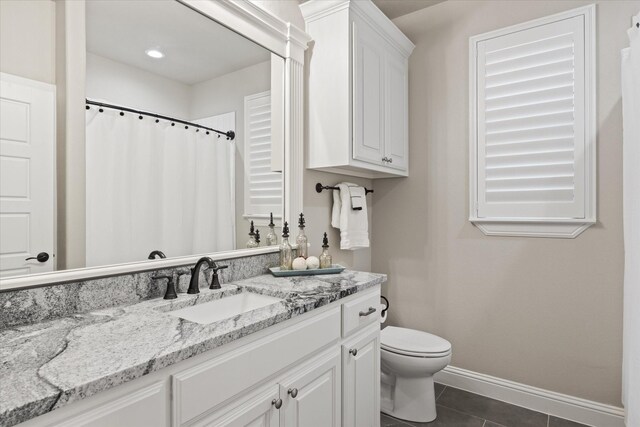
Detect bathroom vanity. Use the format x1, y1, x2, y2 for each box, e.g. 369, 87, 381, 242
2, 270, 385, 427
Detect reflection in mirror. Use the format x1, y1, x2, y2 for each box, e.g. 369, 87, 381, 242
0, 0, 284, 278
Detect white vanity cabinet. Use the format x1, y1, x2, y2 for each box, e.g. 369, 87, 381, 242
20, 288, 380, 427
301, 0, 414, 179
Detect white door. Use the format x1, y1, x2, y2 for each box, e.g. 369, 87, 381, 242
352, 15, 386, 166
342, 325, 381, 427
384, 52, 409, 171
194, 384, 280, 427
281, 350, 341, 427
0, 73, 55, 277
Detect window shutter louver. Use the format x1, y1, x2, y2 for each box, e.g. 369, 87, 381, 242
244, 91, 282, 220
475, 16, 587, 220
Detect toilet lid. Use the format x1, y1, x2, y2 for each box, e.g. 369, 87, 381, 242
381, 326, 451, 355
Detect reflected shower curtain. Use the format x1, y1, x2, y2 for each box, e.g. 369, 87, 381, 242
85, 108, 235, 267
622, 13, 640, 427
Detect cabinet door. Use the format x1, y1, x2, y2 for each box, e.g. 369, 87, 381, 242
46, 381, 169, 427
342, 325, 380, 427
384, 52, 409, 171
281, 350, 341, 427
352, 16, 385, 166
193, 384, 280, 427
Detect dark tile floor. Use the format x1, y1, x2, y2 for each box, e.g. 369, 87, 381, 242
380, 384, 590, 427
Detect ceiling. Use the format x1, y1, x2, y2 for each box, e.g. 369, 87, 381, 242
86, 1, 271, 85
372, 0, 446, 20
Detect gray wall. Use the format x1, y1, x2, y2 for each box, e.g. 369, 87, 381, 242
371, 0, 636, 406
0, 0, 56, 84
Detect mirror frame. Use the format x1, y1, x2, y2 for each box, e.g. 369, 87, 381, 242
0, 0, 310, 290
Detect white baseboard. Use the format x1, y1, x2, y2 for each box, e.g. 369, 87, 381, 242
434, 366, 625, 427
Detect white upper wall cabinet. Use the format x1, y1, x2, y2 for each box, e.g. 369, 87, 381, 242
301, 0, 415, 179
469, 5, 596, 238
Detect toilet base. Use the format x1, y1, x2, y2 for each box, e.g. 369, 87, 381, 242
381, 374, 437, 423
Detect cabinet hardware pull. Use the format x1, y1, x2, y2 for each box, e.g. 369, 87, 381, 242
272, 398, 283, 409
349, 348, 358, 356
359, 307, 377, 317
288, 388, 299, 398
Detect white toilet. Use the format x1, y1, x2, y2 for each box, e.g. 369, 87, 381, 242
380, 326, 452, 423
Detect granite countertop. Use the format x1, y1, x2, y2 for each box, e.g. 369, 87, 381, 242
0, 270, 386, 427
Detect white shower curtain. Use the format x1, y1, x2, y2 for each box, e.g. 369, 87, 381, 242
85, 108, 236, 267
622, 13, 640, 427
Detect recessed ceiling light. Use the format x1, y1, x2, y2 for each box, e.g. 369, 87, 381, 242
145, 49, 164, 59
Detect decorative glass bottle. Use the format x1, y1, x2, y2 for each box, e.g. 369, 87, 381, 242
279, 222, 293, 270
254, 229, 261, 247
296, 213, 308, 259
266, 212, 278, 246
246, 221, 258, 248
319, 232, 332, 269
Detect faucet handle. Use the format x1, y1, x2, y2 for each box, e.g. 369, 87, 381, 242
209, 264, 228, 290
152, 274, 178, 300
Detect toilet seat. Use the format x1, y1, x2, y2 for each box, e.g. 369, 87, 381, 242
381, 326, 452, 358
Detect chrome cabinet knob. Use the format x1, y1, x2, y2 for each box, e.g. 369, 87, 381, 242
272, 398, 283, 409
349, 348, 358, 356
288, 388, 298, 398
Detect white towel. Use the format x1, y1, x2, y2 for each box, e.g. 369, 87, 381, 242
331, 183, 370, 250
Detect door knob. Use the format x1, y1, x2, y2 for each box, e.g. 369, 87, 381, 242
349, 348, 358, 356
25, 252, 49, 263
288, 388, 298, 398
272, 398, 283, 409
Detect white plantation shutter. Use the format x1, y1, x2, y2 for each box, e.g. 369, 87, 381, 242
472, 11, 595, 224
244, 91, 282, 220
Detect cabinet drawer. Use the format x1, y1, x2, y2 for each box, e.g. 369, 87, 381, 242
342, 290, 380, 337
173, 307, 340, 425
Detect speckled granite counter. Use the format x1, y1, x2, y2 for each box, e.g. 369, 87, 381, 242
0, 270, 385, 427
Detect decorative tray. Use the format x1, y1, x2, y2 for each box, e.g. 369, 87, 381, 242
269, 264, 346, 277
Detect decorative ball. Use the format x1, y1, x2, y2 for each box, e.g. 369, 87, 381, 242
292, 257, 307, 270
306, 256, 320, 269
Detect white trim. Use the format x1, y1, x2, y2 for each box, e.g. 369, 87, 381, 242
0, 247, 279, 291
435, 366, 624, 427
468, 4, 597, 238
0, 0, 310, 291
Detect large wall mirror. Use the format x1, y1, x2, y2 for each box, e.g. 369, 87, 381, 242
0, 0, 307, 288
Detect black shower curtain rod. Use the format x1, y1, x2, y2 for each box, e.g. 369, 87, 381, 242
85, 99, 236, 140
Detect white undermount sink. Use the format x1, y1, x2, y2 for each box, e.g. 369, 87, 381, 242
168, 292, 284, 325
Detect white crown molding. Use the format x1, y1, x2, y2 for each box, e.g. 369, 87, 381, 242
0, 0, 311, 291
435, 366, 625, 427
300, 0, 415, 57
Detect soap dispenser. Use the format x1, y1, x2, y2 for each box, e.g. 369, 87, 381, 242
279, 222, 293, 270
296, 213, 308, 259
265, 212, 278, 246
319, 232, 332, 269
246, 221, 258, 248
